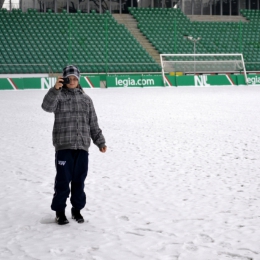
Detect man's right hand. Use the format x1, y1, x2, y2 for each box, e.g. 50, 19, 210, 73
54, 76, 64, 90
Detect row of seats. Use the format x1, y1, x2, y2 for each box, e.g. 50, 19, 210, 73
0, 64, 160, 74
0, 8, 160, 74
128, 7, 260, 71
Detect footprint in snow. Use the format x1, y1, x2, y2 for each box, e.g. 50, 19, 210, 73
183, 242, 198, 251
119, 216, 129, 221
196, 233, 215, 243
218, 252, 253, 260
40, 214, 56, 224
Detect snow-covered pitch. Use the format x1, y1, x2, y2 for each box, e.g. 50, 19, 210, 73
0, 86, 260, 260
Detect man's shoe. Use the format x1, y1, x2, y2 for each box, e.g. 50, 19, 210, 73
55, 211, 69, 225
71, 207, 84, 223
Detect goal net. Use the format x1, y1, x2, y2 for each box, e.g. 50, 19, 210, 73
160, 53, 248, 85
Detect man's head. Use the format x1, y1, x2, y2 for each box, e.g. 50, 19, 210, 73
62, 65, 80, 89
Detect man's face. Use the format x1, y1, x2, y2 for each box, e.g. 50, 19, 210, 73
66, 76, 79, 89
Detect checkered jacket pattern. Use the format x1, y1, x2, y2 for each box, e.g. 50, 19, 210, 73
42, 86, 106, 151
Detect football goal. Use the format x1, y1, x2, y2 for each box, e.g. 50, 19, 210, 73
160, 53, 248, 85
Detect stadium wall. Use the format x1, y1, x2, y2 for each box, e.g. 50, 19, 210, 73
0, 74, 260, 90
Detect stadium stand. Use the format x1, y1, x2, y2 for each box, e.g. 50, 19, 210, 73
1, 7, 259, 74
0, 8, 160, 74
240, 9, 260, 71
129, 7, 260, 72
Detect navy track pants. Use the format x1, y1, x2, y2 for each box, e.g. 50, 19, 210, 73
51, 149, 89, 212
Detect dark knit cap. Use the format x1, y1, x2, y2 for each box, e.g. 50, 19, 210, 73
63, 65, 80, 80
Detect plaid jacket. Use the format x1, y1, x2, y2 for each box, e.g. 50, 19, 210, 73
42, 86, 106, 151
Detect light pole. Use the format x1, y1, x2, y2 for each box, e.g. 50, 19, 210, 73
171, 5, 178, 55
185, 36, 201, 74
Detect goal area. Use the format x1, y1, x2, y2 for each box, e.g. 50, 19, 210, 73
160, 53, 248, 85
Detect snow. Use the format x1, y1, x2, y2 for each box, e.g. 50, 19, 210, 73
0, 86, 260, 260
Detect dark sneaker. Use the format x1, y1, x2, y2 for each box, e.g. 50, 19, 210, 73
55, 211, 69, 225
71, 207, 84, 223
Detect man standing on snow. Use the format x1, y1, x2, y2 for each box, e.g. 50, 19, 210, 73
42, 65, 107, 225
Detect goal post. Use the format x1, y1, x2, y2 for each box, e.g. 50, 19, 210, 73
160, 53, 248, 86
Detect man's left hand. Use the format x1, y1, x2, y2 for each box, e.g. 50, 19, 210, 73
100, 146, 107, 153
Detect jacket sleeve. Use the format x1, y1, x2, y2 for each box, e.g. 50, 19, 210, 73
89, 99, 106, 149
41, 87, 61, 113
